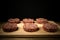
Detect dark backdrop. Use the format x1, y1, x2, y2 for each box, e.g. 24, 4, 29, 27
0, 0, 60, 22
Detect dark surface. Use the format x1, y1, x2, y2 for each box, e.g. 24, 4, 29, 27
0, 0, 60, 22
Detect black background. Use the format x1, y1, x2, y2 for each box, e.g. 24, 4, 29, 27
0, 0, 60, 22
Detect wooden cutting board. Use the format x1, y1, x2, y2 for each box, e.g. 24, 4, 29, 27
0, 21, 60, 37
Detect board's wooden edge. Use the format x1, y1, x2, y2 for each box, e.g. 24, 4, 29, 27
0, 35, 60, 38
